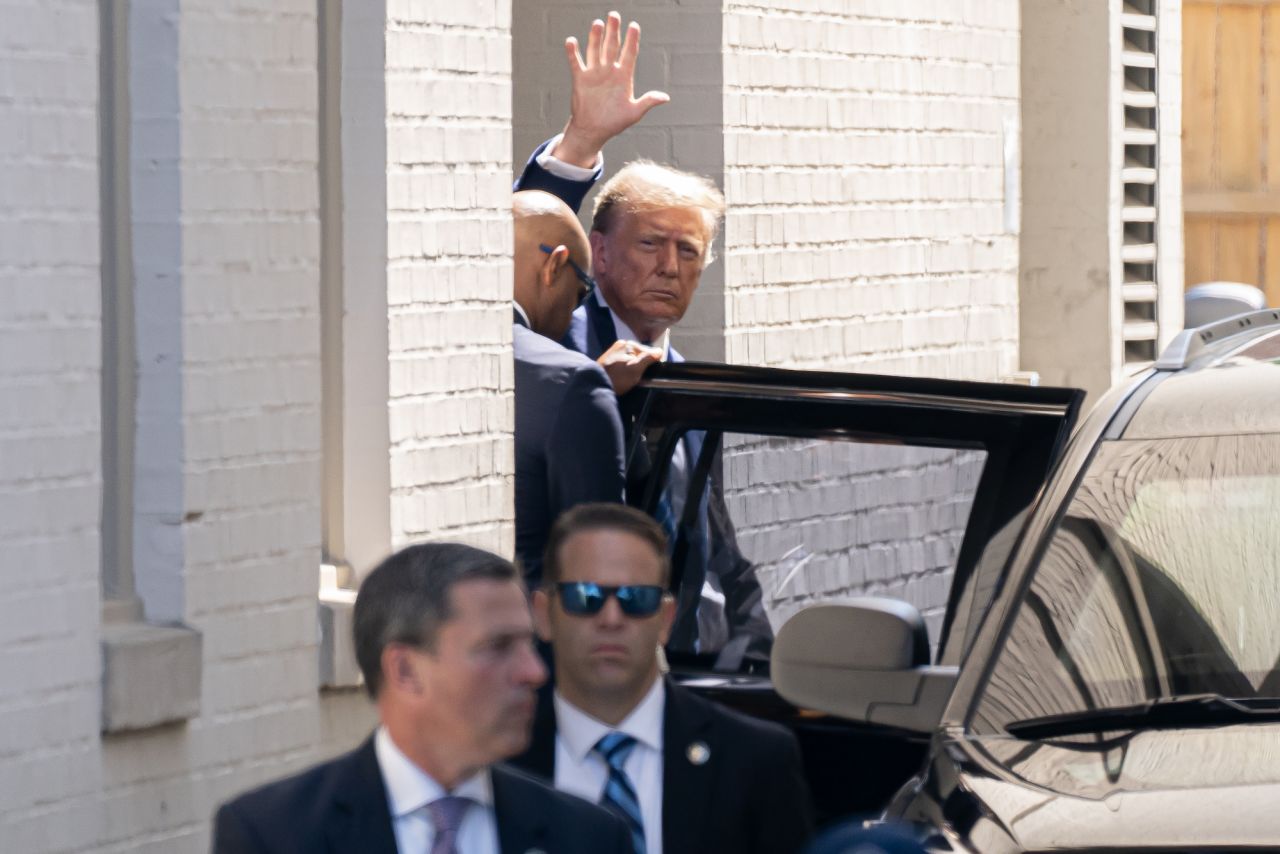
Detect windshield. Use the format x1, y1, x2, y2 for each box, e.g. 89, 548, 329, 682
973, 432, 1280, 735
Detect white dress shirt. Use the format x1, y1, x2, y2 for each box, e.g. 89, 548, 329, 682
553, 679, 666, 854
374, 727, 499, 854
536, 132, 604, 181
594, 289, 672, 361
591, 289, 683, 514
512, 299, 531, 329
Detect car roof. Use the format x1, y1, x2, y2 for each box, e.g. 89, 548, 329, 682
1123, 310, 1280, 439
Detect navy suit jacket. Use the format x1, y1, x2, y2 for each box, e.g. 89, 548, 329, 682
513, 313, 625, 586
513, 137, 601, 214
509, 679, 815, 854
212, 736, 632, 854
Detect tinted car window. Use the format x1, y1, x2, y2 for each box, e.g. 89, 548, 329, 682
657, 430, 985, 670
973, 432, 1280, 734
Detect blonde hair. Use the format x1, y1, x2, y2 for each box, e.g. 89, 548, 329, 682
591, 160, 726, 264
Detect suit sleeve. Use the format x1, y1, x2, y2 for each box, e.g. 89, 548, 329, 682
705, 467, 774, 662
513, 137, 601, 214
211, 801, 267, 854
546, 363, 626, 514
753, 728, 816, 854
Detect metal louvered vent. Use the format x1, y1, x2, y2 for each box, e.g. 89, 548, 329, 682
1120, 0, 1159, 367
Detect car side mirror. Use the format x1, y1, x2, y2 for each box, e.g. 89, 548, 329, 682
771, 598, 958, 733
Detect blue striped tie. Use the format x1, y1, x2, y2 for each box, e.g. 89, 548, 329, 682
653, 488, 677, 548
594, 732, 645, 854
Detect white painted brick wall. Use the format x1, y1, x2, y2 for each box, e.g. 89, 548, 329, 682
723, 1, 1021, 380
98, 2, 329, 851
386, 0, 516, 556
0, 1, 103, 851
0, 1, 386, 850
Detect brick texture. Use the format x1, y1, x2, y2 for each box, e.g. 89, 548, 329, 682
386, 0, 516, 556
728, 437, 983, 646
98, 1, 328, 851
723, 1, 1021, 379
0, 0, 104, 850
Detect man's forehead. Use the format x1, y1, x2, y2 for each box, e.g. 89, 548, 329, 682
446, 578, 529, 619
622, 204, 710, 240
560, 528, 664, 575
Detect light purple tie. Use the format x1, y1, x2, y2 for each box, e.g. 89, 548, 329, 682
426, 796, 471, 854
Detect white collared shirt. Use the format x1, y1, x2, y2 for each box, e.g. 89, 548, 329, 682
553, 678, 666, 854
595, 289, 671, 360
592, 288, 683, 517
374, 727, 500, 854
536, 132, 604, 181
512, 299, 531, 329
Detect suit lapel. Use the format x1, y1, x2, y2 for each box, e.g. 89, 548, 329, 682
584, 297, 619, 359
492, 765, 552, 854
661, 682, 717, 854
524, 683, 558, 779
323, 738, 399, 854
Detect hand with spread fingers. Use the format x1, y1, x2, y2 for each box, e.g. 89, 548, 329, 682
596, 338, 663, 396
552, 11, 671, 169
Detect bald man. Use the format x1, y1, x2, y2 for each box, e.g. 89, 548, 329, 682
513, 191, 655, 584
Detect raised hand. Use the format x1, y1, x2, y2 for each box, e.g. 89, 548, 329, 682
552, 11, 670, 169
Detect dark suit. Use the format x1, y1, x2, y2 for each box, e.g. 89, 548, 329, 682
510, 679, 814, 854
569, 296, 773, 660
212, 736, 632, 854
513, 137, 601, 214
513, 312, 625, 585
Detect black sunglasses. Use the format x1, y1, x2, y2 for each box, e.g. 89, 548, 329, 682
553, 582, 665, 617
539, 243, 596, 305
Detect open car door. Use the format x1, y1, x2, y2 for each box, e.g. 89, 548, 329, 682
623, 362, 1084, 820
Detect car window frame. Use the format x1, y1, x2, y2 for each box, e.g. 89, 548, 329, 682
627, 362, 1084, 675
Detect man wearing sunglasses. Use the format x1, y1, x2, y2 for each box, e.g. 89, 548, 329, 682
515, 503, 813, 854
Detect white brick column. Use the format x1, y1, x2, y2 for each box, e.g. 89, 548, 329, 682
385, 0, 516, 555
0, 2, 104, 849
103, 1, 327, 848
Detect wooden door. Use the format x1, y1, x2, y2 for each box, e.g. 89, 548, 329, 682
1183, 0, 1280, 308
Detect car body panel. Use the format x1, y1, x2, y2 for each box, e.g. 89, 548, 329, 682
893, 725, 1280, 852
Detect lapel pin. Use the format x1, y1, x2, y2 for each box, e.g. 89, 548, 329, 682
686, 740, 710, 766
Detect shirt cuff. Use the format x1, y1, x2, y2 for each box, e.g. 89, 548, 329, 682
536, 133, 603, 181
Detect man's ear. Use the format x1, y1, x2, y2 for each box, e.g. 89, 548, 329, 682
656, 594, 677, 646
532, 588, 554, 643
539, 244, 570, 290
381, 644, 423, 696
588, 229, 607, 276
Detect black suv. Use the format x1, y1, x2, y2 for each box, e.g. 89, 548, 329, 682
633, 309, 1280, 851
